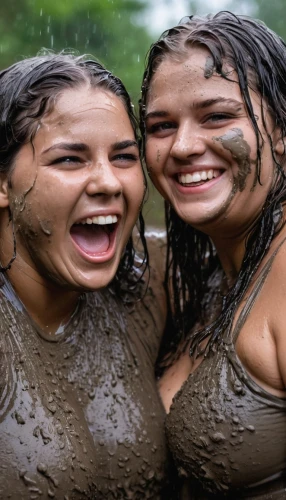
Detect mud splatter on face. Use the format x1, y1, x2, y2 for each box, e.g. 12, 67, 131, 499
213, 128, 252, 191
9, 173, 38, 218
38, 219, 52, 236
204, 55, 215, 79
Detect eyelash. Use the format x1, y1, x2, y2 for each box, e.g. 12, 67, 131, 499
50, 153, 139, 167
51, 155, 82, 165
205, 112, 233, 122
147, 122, 176, 134
112, 153, 139, 161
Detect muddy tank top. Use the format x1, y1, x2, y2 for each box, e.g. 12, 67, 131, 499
165, 251, 286, 499
0, 275, 176, 499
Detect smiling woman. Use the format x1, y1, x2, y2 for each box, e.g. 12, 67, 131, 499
0, 53, 175, 499
140, 12, 286, 500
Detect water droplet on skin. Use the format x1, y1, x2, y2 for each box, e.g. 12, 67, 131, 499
210, 431, 225, 443
215, 415, 225, 423
37, 463, 47, 474
14, 411, 26, 424
247, 425, 255, 432
199, 435, 209, 447
47, 404, 57, 414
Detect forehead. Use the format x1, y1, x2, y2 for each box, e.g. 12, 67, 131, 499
147, 46, 240, 107
34, 86, 135, 147
45, 86, 129, 126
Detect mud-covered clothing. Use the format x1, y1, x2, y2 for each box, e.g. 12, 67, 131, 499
0, 270, 176, 499
166, 251, 286, 499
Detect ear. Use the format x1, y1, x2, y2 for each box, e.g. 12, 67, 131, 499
273, 129, 286, 158
0, 173, 10, 208
274, 137, 285, 157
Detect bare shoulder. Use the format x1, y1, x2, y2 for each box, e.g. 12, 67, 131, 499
235, 238, 286, 395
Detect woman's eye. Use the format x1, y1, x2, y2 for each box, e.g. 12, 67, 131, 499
112, 153, 139, 165
50, 156, 82, 166
146, 122, 176, 135
205, 113, 233, 124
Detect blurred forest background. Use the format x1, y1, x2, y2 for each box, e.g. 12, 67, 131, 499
0, 0, 285, 227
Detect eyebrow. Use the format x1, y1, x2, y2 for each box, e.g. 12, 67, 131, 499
145, 98, 243, 120
112, 140, 138, 151
42, 139, 138, 155
42, 142, 89, 155
193, 97, 243, 109
145, 110, 169, 121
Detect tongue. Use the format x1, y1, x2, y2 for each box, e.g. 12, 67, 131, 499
71, 225, 110, 254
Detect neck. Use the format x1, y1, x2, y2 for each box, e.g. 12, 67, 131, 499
212, 234, 246, 284
6, 259, 80, 335
198, 211, 263, 284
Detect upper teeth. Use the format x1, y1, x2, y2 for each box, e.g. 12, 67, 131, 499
178, 170, 220, 184
79, 215, 118, 225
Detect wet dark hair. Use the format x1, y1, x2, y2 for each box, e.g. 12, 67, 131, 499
139, 12, 286, 368
0, 51, 148, 296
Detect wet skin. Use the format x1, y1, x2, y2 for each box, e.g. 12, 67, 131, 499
0, 86, 145, 332
145, 46, 286, 403
0, 244, 173, 499
145, 47, 282, 249
145, 47, 286, 497
0, 87, 175, 498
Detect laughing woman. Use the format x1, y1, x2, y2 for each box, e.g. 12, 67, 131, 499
0, 53, 174, 499
140, 12, 286, 499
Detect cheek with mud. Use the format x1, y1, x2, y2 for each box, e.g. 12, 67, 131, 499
9, 191, 53, 244
213, 128, 253, 192
8, 172, 54, 241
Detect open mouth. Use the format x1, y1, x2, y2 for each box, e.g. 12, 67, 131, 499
70, 215, 118, 256
177, 169, 222, 187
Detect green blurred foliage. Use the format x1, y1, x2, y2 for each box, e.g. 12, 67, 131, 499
0, 0, 152, 102
247, 0, 286, 41
185, 0, 286, 41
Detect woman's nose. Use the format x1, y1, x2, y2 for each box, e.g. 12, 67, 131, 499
170, 123, 206, 160
85, 161, 122, 198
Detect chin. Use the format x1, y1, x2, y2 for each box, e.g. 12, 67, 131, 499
72, 266, 119, 292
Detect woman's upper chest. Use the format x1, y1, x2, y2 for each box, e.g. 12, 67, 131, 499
0, 291, 171, 498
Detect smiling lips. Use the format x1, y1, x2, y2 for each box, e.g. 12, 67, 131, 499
178, 169, 220, 186
70, 215, 119, 256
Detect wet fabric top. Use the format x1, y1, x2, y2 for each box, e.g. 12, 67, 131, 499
0, 268, 175, 499
165, 251, 286, 499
